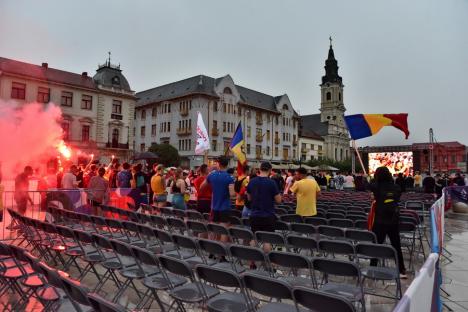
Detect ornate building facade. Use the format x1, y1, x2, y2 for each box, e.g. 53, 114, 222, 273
299, 41, 351, 161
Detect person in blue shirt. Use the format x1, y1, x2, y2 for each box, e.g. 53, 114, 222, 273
201, 157, 235, 241
246, 161, 281, 251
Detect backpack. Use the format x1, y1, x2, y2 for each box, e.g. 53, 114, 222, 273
375, 185, 401, 224
234, 177, 247, 193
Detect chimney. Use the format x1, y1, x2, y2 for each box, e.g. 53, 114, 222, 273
41, 62, 48, 68
82, 72, 88, 77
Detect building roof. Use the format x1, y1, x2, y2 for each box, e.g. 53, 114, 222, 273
0, 57, 97, 90
321, 43, 342, 85
136, 74, 297, 115
412, 141, 465, 150
93, 61, 132, 92
299, 114, 328, 138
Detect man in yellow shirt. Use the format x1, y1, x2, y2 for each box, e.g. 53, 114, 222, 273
151, 165, 167, 208
414, 171, 422, 189
291, 167, 321, 217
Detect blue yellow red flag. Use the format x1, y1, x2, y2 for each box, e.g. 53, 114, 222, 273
229, 123, 246, 164
344, 113, 409, 140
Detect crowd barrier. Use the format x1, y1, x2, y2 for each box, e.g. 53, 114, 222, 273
394, 186, 468, 312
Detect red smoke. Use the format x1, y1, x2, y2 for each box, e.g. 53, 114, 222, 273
0, 101, 65, 178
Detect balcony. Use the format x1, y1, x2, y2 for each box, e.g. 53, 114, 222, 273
180, 109, 189, 117
256, 135, 263, 143
106, 142, 129, 149
275, 137, 280, 145
211, 128, 219, 136
111, 113, 123, 120
177, 128, 191, 136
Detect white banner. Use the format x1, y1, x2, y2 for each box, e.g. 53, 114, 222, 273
195, 111, 210, 155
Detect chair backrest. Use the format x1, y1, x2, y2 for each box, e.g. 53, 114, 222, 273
91, 233, 113, 250
228, 216, 242, 225
207, 223, 230, 236
326, 212, 346, 219
73, 229, 94, 244
229, 245, 267, 263
153, 228, 173, 244
186, 209, 204, 221
268, 251, 310, 269
229, 209, 242, 218
290, 223, 316, 235
157, 254, 193, 279
130, 245, 160, 268
109, 239, 134, 259
122, 220, 139, 232
345, 229, 376, 243
172, 233, 198, 250
60, 275, 91, 307
274, 220, 290, 232
196, 264, 242, 288
354, 220, 368, 230
304, 217, 328, 226
186, 220, 208, 234
159, 207, 173, 216
172, 208, 187, 219
255, 231, 286, 246
405, 201, 424, 211
229, 227, 254, 243
312, 258, 360, 278
150, 215, 168, 228
329, 218, 354, 228
280, 214, 303, 223
198, 238, 228, 258
87, 293, 127, 312
355, 242, 398, 263
318, 239, 355, 257
293, 287, 356, 312
318, 225, 345, 238
243, 273, 293, 300
286, 234, 318, 252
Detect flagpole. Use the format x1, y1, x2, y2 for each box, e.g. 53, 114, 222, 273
352, 140, 367, 176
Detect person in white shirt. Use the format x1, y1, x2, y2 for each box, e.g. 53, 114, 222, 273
283, 170, 294, 194
61, 165, 79, 189
343, 172, 355, 190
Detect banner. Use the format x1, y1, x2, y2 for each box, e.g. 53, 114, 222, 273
195, 111, 210, 155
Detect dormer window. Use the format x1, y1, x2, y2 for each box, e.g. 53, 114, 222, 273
282, 104, 289, 110
223, 87, 232, 95
112, 76, 120, 85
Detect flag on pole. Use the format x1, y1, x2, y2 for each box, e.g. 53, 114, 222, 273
229, 122, 246, 164
195, 111, 210, 155
344, 113, 409, 140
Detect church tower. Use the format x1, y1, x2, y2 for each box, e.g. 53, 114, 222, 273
320, 37, 345, 127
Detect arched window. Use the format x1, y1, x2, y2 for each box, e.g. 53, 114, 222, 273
112, 128, 119, 147
326, 92, 331, 101
338, 92, 342, 101
223, 87, 232, 94
282, 104, 289, 110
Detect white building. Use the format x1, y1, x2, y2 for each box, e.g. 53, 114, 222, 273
299, 41, 350, 161
135, 75, 300, 167
0, 56, 136, 162
299, 134, 325, 162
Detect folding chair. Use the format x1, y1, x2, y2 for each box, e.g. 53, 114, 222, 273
354, 220, 368, 230
90, 234, 123, 292
186, 209, 204, 221
87, 292, 127, 312
280, 214, 304, 223
197, 238, 240, 271
229, 227, 255, 245
255, 231, 286, 250
345, 229, 377, 244
318, 239, 355, 260
170, 234, 204, 266
195, 264, 252, 312
166, 217, 188, 234
304, 217, 328, 226
59, 275, 92, 312
242, 272, 296, 312
72, 229, 104, 281
290, 223, 317, 236
293, 287, 356, 312
268, 251, 315, 288
329, 218, 354, 228
150, 214, 169, 229
121, 220, 146, 247
286, 234, 318, 257
318, 225, 346, 240
229, 245, 272, 276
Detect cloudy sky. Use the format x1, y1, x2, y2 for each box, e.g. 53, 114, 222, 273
1, 0, 467, 146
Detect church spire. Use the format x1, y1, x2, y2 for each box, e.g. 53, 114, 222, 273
322, 37, 342, 85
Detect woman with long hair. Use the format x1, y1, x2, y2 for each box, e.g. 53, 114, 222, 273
170, 168, 187, 210
370, 166, 407, 278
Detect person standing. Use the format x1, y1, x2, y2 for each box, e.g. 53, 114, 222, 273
116, 162, 132, 188
151, 164, 167, 209
283, 170, 294, 195
193, 164, 212, 214
169, 168, 187, 210
422, 172, 436, 194
88, 167, 109, 216
413, 171, 422, 189
201, 157, 235, 241
234, 165, 250, 211
290, 167, 321, 217
131, 164, 148, 209
369, 166, 407, 278
8, 166, 33, 229
343, 172, 355, 190
61, 165, 79, 189
395, 173, 406, 193
246, 162, 281, 252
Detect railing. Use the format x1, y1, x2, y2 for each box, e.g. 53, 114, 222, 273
211, 128, 219, 136
256, 135, 263, 143
180, 109, 189, 117
176, 128, 191, 136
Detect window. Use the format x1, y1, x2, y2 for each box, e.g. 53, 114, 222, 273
82, 125, 90, 142
81, 95, 92, 110
112, 100, 122, 114
111, 129, 119, 146
140, 126, 146, 137
141, 110, 146, 120
223, 87, 232, 94
151, 124, 156, 136
212, 140, 217, 151
213, 120, 217, 129
247, 126, 251, 138
282, 104, 288, 110
256, 145, 262, 156
274, 147, 278, 157
246, 144, 251, 154
140, 143, 145, 152
223, 103, 226, 113
152, 107, 157, 117
11, 82, 26, 99
37, 87, 50, 103
318, 145, 322, 151
339, 92, 342, 101
61, 123, 70, 140
311, 144, 315, 150
61, 91, 73, 106
451, 155, 456, 163
275, 116, 279, 125
266, 130, 270, 140
266, 146, 270, 156
167, 122, 170, 132
213, 101, 218, 112
326, 92, 331, 101
223, 122, 226, 132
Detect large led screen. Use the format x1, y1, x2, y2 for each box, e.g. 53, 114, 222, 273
368, 152, 413, 176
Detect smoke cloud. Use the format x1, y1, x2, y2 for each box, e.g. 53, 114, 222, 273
0, 101, 64, 179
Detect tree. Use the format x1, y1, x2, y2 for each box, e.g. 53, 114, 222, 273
148, 143, 181, 167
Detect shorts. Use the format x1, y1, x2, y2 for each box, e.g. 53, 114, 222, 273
211, 210, 231, 223
197, 199, 211, 214
171, 194, 187, 210
250, 215, 276, 233
153, 194, 167, 203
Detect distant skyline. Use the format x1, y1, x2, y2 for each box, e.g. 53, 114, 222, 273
1, 0, 467, 146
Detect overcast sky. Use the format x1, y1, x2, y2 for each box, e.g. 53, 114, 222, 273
1, 0, 467, 147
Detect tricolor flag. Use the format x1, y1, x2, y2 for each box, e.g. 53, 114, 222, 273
195, 111, 210, 155
344, 113, 409, 140
229, 122, 246, 164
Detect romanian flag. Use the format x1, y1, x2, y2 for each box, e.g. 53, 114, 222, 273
229, 122, 246, 164
344, 113, 409, 140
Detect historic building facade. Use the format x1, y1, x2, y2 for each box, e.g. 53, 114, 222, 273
0, 56, 136, 162
134, 75, 300, 167
299, 41, 351, 161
